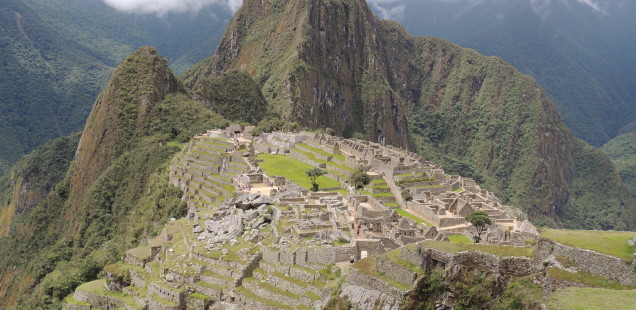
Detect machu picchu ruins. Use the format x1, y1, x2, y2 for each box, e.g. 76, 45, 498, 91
63, 128, 636, 310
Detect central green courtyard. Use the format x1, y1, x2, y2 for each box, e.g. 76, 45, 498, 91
256, 153, 342, 191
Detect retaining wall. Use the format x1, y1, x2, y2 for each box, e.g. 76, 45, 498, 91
535, 239, 636, 286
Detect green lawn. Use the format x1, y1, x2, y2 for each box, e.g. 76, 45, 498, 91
547, 268, 635, 290
448, 234, 473, 244
395, 208, 433, 226
417, 240, 534, 257
256, 154, 341, 190
541, 229, 636, 262
546, 287, 636, 310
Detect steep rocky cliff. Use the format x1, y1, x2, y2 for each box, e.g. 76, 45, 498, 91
185, 0, 413, 148
185, 0, 636, 229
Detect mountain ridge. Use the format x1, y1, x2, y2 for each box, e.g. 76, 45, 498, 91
185, 0, 636, 229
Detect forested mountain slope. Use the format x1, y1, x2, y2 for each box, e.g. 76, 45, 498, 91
368, 0, 636, 147
0, 47, 229, 308
0, 0, 232, 176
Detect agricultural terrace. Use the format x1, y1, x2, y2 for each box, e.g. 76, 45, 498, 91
541, 229, 636, 262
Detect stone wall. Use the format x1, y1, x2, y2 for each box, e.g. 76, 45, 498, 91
356, 239, 382, 258
346, 268, 408, 300
376, 257, 419, 286
147, 297, 180, 310
191, 283, 223, 302
339, 282, 401, 310
535, 239, 636, 286
148, 282, 185, 306
308, 246, 336, 265
241, 280, 301, 308
73, 290, 126, 310
335, 245, 357, 262
233, 291, 281, 310
185, 294, 210, 310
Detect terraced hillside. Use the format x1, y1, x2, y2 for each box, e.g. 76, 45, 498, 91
63, 130, 636, 310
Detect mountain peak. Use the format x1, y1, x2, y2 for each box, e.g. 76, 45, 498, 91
186, 0, 413, 149
68, 47, 181, 217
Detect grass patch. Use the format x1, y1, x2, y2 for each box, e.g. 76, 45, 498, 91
547, 268, 635, 290
166, 141, 184, 150
195, 281, 224, 290
77, 279, 139, 308
448, 234, 473, 244
271, 271, 309, 288
383, 202, 399, 208
547, 287, 636, 310
64, 296, 90, 306
189, 292, 210, 300
297, 143, 345, 162
372, 192, 394, 198
541, 229, 636, 262
258, 280, 301, 299
150, 293, 177, 306
395, 208, 433, 226
419, 240, 534, 257
453, 187, 464, 193
256, 154, 341, 190
352, 256, 412, 291
126, 246, 152, 260
383, 250, 424, 274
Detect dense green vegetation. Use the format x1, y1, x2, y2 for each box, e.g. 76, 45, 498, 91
560, 139, 636, 230
603, 132, 636, 198
0, 0, 232, 177
0, 48, 229, 308
373, 0, 636, 147
401, 271, 542, 310
194, 70, 268, 124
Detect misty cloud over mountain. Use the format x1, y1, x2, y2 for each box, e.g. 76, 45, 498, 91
102, 0, 242, 14
367, 0, 609, 20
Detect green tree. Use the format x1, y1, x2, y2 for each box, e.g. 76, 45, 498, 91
465, 211, 492, 243
350, 166, 370, 191
306, 168, 327, 192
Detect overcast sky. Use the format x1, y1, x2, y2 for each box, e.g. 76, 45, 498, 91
366, 0, 607, 20
100, 0, 606, 16
101, 0, 242, 14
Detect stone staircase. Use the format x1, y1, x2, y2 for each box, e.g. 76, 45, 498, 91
232, 258, 331, 310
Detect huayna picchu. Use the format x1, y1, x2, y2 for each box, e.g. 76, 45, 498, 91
0, 0, 635, 309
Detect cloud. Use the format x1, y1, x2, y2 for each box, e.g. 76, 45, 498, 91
101, 0, 243, 15
367, 0, 608, 21
374, 3, 406, 20
576, 0, 606, 14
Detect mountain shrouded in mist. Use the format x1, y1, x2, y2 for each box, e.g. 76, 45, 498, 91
367, 0, 636, 148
